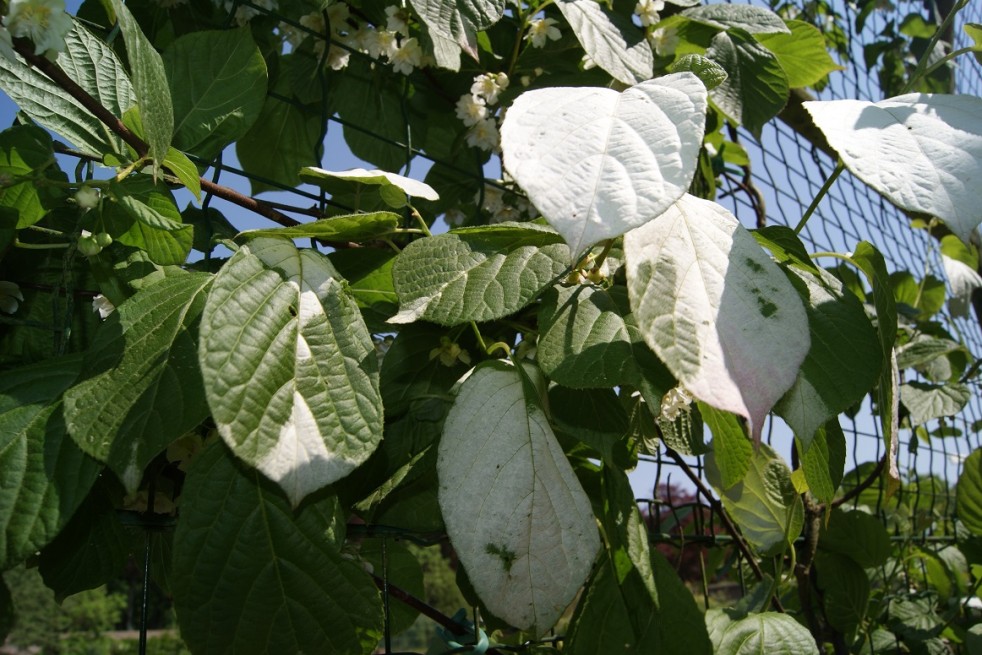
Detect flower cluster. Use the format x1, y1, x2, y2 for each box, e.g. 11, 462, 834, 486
455, 72, 509, 151
0, 0, 73, 61
659, 386, 693, 421
282, 3, 428, 76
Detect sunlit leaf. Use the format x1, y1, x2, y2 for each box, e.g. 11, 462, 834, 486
556, 0, 653, 85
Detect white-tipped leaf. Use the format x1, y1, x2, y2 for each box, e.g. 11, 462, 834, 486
624, 195, 810, 441
438, 362, 600, 634
804, 94, 982, 243
501, 74, 707, 256
199, 238, 383, 506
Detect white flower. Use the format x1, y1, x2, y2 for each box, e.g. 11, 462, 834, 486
327, 1, 350, 28
660, 386, 693, 421
581, 53, 597, 70
299, 11, 325, 34
5, 0, 74, 57
526, 17, 560, 48
325, 43, 350, 69
0, 281, 24, 314
0, 27, 14, 62
74, 185, 100, 210
942, 254, 982, 318
477, 184, 504, 213
634, 0, 665, 26
455, 94, 488, 127
373, 29, 399, 60
444, 208, 466, 227
224, 0, 276, 25
390, 36, 423, 74
92, 294, 115, 320
470, 72, 509, 105
648, 26, 679, 57
385, 5, 409, 35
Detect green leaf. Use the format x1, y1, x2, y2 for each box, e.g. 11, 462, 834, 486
379, 322, 475, 418
757, 20, 844, 88
162, 27, 267, 161
670, 54, 728, 90
957, 449, 982, 536
625, 195, 810, 442
556, 0, 653, 85
438, 361, 600, 634
238, 212, 401, 243
390, 223, 570, 326
804, 94, 982, 243
567, 467, 712, 654
966, 23, 982, 64
103, 176, 192, 265
890, 271, 945, 318
714, 612, 818, 655
549, 387, 630, 466
236, 79, 321, 195
162, 147, 201, 200
537, 284, 669, 390
815, 552, 869, 635
0, 355, 101, 570
109, 0, 173, 171
0, 21, 134, 158
705, 442, 803, 555
820, 508, 891, 568
702, 403, 752, 489
328, 248, 399, 331
896, 335, 964, 374
797, 419, 845, 504
300, 167, 439, 204
63, 273, 212, 492
761, 237, 881, 444
900, 381, 971, 426
407, 0, 505, 59
501, 74, 706, 255
38, 480, 130, 601
682, 5, 791, 34
0, 125, 57, 228
199, 238, 383, 507
706, 29, 789, 138
333, 58, 408, 173
172, 440, 383, 654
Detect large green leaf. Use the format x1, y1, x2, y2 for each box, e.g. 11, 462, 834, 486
199, 238, 383, 506
820, 508, 891, 568
236, 79, 321, 195
0, 125, 57, 228
162, 27, 267, 161
0, 21, 134, 158
37, 480, 130, 600
501, 74, 706, 255
757, 20, 844, 88
109, 0, 173, 171
103, 176, 193, 265
238, 212, 402, 243
556, 0, 653, 85
957, 449, 982, 536
567, 464, 712, 654
549, 387, 630, 465
625, 195, 809, 442
712, 612, 819, 655
757, 228, 881, 444
537, 284, 666, 390
390, 223, 569, 325
702, 403, 752, 490
706, 442, 803, 555
328, 248, 399, 331
172, 441, 383, 654
804, 94, 982, 243
900, 381, 971, 426
797, 419, 845, 505
0, 355, 101, 570
438, 362, 600, 634
408, 0, 505, 59
63, 273, 212, 492
706, 29, 789, 138
816, 552, 869, 635
681, 4, 791, 34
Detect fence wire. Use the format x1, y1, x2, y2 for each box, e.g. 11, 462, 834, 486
5, 0, 981, 651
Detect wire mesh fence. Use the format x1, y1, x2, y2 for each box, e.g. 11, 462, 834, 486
4, 0, 980, 651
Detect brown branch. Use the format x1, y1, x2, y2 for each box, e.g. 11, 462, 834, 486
831, 455, 887, 509
11, 38, 300, 229
664, 448, 786, 613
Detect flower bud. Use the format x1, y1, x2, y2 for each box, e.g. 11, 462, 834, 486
74, 185, 100, 210
77, 234, 102, 256
94, 232, 113, 248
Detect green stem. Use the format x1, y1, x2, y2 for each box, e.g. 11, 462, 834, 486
26, 224, 70, 237
794, 162, 845, 234
14, 239, 70, 250
410, 208, 432, 236
469, 321, 489, 354
901, 0, 970, 94
916, 46, 977, 83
